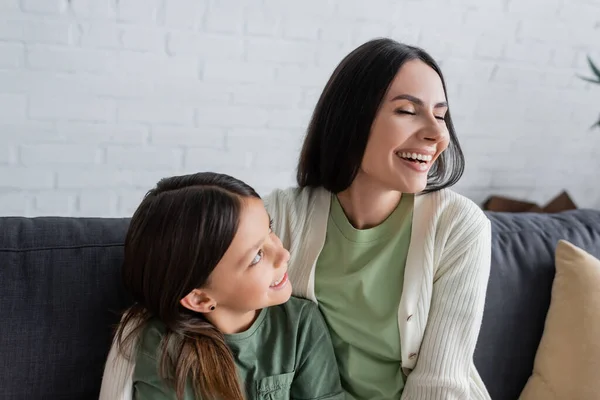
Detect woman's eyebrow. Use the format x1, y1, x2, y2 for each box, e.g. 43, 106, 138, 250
391, 94, 448, 108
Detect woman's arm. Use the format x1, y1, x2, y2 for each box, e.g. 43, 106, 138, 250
291, 302, 345, 400
402, 210, 492, 400
98, 327, 137, 400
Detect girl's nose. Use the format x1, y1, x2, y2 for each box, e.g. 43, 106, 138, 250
271, 233, 290, 268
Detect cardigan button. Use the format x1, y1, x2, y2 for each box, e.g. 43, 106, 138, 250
409, 352, 418, 360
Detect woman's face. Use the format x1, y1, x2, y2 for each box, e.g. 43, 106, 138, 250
359, 59, 450, 194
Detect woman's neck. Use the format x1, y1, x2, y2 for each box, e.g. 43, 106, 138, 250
336, 174, 402, 230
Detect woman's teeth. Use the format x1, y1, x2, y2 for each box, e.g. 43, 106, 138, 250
397, 152, 432, 162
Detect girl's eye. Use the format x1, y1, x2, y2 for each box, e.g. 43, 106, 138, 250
396, 109, 416, 115
250, 249, 263, 266
435, 116, 445, 121
269, 218, 274, 233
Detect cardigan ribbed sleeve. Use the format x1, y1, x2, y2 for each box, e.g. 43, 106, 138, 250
98, 321, 138, 400
401, 190, 492, 400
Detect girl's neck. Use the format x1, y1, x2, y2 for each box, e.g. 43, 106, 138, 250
206, 309, 260, 335
336, 173, 402, 230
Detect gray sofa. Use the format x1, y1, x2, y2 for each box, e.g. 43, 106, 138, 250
1, 209, 600, 400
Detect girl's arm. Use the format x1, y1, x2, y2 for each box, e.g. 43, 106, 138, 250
402, 209, 492, 400
291, 302, 345, 400
133, 351, 196, 400
133, 381, 181, 400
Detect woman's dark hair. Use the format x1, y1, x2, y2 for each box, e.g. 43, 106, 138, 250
115, 172, 260, 400
297, 38, 464, 193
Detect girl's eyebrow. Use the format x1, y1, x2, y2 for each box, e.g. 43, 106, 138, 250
238, 214, 272, 264
391, 94, 448, 108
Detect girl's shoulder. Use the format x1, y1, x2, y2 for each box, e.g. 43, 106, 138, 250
281, 295, 318, 311
135, 317, 166, 361
269, 297, 325, 333
271, 296, 319, 319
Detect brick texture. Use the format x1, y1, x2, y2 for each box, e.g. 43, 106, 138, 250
0, 0, 598, 216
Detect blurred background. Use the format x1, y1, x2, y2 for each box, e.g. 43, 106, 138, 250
0, 0, 598, 217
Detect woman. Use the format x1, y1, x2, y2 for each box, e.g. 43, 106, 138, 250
99, 172, 343, 400
264, 38, 492, 400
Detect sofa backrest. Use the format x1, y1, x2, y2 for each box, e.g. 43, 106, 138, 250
475, 210, 600, 400
1, 210, 600, 399
0, 217, 132, 400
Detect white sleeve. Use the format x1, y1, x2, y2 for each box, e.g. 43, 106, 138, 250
98, 328, 137, 400
402, 206, 492, 400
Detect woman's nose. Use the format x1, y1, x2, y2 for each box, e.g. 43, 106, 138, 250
420, 119, 447, 142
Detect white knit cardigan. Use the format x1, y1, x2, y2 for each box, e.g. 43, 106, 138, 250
98, 186, 492, 400
264, 187, 492, 400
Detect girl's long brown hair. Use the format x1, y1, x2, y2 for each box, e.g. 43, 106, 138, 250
115, 172, 260, 400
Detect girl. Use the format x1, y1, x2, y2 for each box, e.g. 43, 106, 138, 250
99, 172, 343, 400
265, 38, 492, 400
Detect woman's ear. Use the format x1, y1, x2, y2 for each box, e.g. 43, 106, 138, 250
180, 289, 216, 313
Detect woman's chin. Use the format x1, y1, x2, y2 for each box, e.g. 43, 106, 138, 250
394, 179, 428, 194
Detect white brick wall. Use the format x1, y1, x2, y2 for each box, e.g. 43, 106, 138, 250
0, 0, 599, 217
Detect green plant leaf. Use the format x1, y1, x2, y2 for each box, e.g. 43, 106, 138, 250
588, 56, 600, 80
577, 74, 600, 84
591, 112, 600, 129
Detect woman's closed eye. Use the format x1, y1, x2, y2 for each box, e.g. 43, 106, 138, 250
396, 109, 446, 121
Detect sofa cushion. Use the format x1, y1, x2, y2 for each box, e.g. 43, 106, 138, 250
519, 240, 600, 400
0, 217, 132, 400
475, 210, 600, 400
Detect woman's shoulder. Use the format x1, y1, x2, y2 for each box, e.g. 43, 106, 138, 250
264, 186, 330, 215
263, 187, 331, 247
418, 187, 482, 212
418, 188, 490, 238
420, 188, 487, 219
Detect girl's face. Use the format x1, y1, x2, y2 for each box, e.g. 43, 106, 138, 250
359, 59, 450, 194
200, 197, 292, 316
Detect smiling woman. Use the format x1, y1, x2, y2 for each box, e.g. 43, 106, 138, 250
266, 38, 491, 400
297, 39, 464, 199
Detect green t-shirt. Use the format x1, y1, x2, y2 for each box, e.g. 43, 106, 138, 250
315, 193, 414, 400
132, 297, 343, 400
